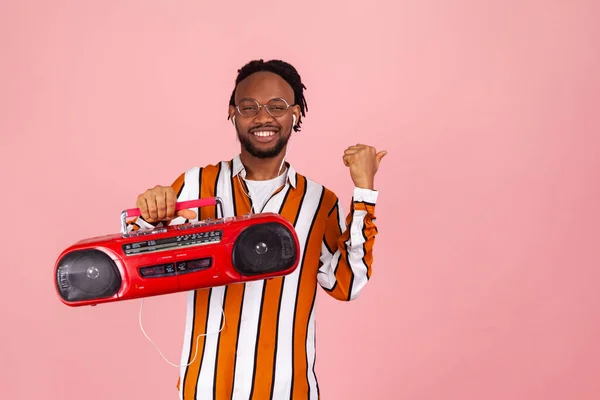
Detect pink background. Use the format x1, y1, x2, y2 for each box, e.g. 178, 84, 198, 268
1, 1, 599, 399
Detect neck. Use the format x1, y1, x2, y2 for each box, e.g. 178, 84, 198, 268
240, 150, 287, 181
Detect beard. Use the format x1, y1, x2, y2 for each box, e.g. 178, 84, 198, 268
237, 130, 290, 159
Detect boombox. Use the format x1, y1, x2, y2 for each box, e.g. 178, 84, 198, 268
54, 197, 300, 307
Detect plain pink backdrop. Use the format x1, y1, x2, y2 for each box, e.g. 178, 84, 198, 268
1, 1, 599, 399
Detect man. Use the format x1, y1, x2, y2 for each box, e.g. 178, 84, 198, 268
129, 59, 386, 399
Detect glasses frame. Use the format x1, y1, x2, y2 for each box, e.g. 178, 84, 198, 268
235, 97, 293, 118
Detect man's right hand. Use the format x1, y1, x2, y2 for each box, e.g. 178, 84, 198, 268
136, 185, 197, 224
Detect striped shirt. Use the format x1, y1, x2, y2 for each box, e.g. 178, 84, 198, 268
128, 155, 379, 400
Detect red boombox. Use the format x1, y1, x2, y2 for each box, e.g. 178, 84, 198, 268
54, 197, 300, 307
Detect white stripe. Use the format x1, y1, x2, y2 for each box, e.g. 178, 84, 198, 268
346, 207, 369, 300
337, 202, 345, 232
231, 183, 290, 399
272, 180, 323, 399
165, 167, 198, 227
183, 167, 200, 201
316, 201, 343, 291
174, 167, 199, 398
194, 163, 231, 399
183, 166, 201, 222
334, 202, 347, 282
317, 241, 338, 290
195, 286, 226, 398
306, 299, 318, 399
231, 280, 263, 399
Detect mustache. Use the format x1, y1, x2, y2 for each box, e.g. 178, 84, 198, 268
249, 124, 280, 132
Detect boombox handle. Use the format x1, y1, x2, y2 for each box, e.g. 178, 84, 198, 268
120, 197, 224, 234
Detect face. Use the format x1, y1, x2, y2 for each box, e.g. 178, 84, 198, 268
229, 71, 300, 159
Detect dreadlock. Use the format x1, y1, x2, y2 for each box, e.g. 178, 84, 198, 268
228, 59, 308, 132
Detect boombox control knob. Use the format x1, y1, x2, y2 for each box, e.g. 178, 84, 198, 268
255, 242, 268, 255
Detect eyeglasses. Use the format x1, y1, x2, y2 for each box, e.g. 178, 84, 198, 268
235, 98, 292, 118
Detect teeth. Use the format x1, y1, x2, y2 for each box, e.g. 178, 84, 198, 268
253, 131, 276, 137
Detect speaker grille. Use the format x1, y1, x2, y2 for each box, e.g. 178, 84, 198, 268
56, 249, 122, 302
232, 222, 297, 276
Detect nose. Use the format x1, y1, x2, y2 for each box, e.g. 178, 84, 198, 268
254, 106, 275, 125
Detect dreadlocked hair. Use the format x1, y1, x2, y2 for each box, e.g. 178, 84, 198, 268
228, 59, 308, 132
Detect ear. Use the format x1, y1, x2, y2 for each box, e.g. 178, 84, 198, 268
292, 105, 301, 126
228, 105, 236, 122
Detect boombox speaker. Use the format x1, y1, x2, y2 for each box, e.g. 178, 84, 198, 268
54, 197, 300, 307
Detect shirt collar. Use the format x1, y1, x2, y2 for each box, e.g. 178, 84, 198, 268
232, 154, 297, 189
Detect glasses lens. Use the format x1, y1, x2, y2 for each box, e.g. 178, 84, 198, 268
238, 99, 260, 117
266, 99, 288, 117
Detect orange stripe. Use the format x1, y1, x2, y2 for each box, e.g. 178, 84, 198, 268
360, 211, 377, 280
200, 164, 221, 221
250, 177, 307, 399
181, 165, 220, 398
323, 201, 342, 252
292, 187, 328, 398
349, 201, 376, 280
161, 173, 189, 394
323, 199, 354, 300
213, 284, 243, 399
213, 169, 252, 399
182, 289, 211, 399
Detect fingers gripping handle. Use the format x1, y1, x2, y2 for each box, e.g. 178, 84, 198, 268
120, 197, 224, 234
124, 198, 219, 217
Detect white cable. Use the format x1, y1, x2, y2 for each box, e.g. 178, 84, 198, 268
237, 173, 252, 200
138, 298, 225, 368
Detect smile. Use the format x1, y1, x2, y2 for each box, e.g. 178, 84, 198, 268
253, 131, 277, 137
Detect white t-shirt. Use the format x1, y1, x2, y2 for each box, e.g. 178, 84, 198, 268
244, 169, 287, 213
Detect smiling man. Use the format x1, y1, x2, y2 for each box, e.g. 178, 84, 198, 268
129, 59, 386, 400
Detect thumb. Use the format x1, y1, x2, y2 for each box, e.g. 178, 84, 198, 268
177, 209, 198, 220
376, 150, 387, 164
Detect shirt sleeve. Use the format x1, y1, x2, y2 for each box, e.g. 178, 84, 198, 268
317, 186, 379, 301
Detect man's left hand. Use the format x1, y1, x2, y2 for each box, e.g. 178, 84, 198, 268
343, 144, 387, 190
